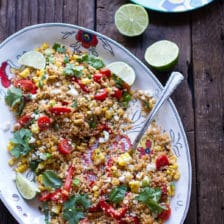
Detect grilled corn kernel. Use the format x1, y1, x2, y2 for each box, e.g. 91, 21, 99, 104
92, 148, 105, 165
8, 158, 16, 166
81, 78, 91, 85
51, 205, 62, 214
76, 145, 85, 152
174, 172, 180, 180
41, 42, 49, 50
16, 164, 28, 173
39, 185, 46, 191
111, 166, 118, 176
129, 180, 140, 193
168, 183, 175, 197
117, 153, 132, 167
36, 69, 44, 77
112, 178, 120, 186
31, 123, 39, 134
72, 55, 79, 60
154, 145, 162, 151
92, 186, 99, 191
19, 68, 30, 78
7, 141, 14, 151
105, 110, 114, 119
118, 108, 124, 116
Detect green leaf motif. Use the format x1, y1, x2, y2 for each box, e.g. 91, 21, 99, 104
10, 128, 32, 158
42, 170, 62, 189
109, 185, 127, 203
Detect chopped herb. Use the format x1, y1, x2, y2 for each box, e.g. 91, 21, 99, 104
135, 187, 165, 214
78, 54, 105, 69
53, 43, 66, 53
112, 74, 124, 89
120, 91, 132, 108
72, 178, 80, 186
29, 159, 41, 171
88, 115, 97, 129
63, 64, 83, 78
43, 202, 50, 224
64, 55, 70, 64
10, 128, 32, 158
5, 87, 25, 115
63, 194, 91, 224
109, 185, 127, 203
71, 100, 78, 108
42, 170, 62, 189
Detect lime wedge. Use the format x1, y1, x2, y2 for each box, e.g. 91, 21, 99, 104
107, 61, 136, 86
18, 51, 46, 70
115, 4, 149, 37
15, 172, 39, 200
144, 40, 179, 71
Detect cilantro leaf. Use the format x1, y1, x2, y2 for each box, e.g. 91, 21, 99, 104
42, 170, 62, 189
109, 185, 127, 203
135, 187, 164, 214
71, 100, 78, 108
63, 194, 91, 224
53, 43, 66, 53
5, 87, 25, 115
78, 54, 105, 69
64, 55, 69, 64
63, 64, 83, 78
10, 128, 32, 158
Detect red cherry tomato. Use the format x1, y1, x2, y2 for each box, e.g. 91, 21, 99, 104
37, 116, 51, 130
58, 139, 73, 154
112, 88, 123, 99
18, 115, 32, 127
14, 79, 37, 94
93, 73, 103, 83
94, 89, 108, 101
100, 68, 111, 78
158, 204, 171, 221
156, 155, 169, 170
39, 191, 52, 202
49, 106, 71, 115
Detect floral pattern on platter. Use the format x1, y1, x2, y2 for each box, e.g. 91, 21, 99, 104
131, 0, 213, 12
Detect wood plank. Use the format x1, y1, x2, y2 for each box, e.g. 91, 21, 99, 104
97, 2, 197, 223
192, 1, 224, 224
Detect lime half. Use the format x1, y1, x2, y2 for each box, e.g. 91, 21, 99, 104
115, 4, 149, 37
15, 172, 39, 200
18, 51, 46, 70
144, 40, 179, 71
107, 61, 136, 86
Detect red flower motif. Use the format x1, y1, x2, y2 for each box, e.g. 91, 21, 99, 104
0, 61, 11, 88
76, 30, 98, 48
137, 139, 152, 158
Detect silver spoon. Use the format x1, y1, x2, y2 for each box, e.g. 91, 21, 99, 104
131, 71, 184, 149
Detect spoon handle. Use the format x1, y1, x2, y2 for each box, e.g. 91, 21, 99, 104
131, 71, 184, 149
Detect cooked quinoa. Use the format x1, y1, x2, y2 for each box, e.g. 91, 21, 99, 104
5, 43, 180, 224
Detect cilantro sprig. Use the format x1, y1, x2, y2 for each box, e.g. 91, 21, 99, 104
135, 187, 165, 214
109, 185, 127, 203
53, 43, 66, 53
9, 128, 32, 158
77, 54, 104, 69
42, 170, 62, 189
63, 194, 91, 224
5, 87, 25, 115
63, 64, 83, 78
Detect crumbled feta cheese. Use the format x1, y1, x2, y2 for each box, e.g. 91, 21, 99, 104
29, 137, 36, 144
119, 175, 125, 183
50, 89, 61, 95
146, 163, 156, 172
55, 82, 61, 87
114, 115, 119, 121
67, 86, 78, 96
99, 131, 110, 143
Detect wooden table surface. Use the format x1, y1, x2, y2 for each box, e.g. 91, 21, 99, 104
0, 0, 223, 224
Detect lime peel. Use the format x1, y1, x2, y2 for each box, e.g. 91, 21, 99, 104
107, 61, 136, 86
115, 4, 149, 37
144, 40, 179, 72
15, 172, 39, 200
18, 51, 46, 70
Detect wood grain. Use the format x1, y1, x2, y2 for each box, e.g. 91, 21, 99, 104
191, 1, 224, 223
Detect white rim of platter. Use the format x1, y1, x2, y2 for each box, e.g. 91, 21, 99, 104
0, 23, 192, 224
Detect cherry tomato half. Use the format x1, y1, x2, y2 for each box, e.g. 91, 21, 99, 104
58, 139, 73, 154
112, 88, 123, 99
100, 68, 111, 78
93, 73, 103, 83
156, 155, 169, 170
14, 79, 37, 94
18, 115, 32, 127
94, 89, 108, 101
158, 204, 171, 221
49, 106, 72, 115
37, 116, 51, 130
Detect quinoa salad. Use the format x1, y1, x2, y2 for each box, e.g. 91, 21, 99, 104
5, 43, 180, 224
